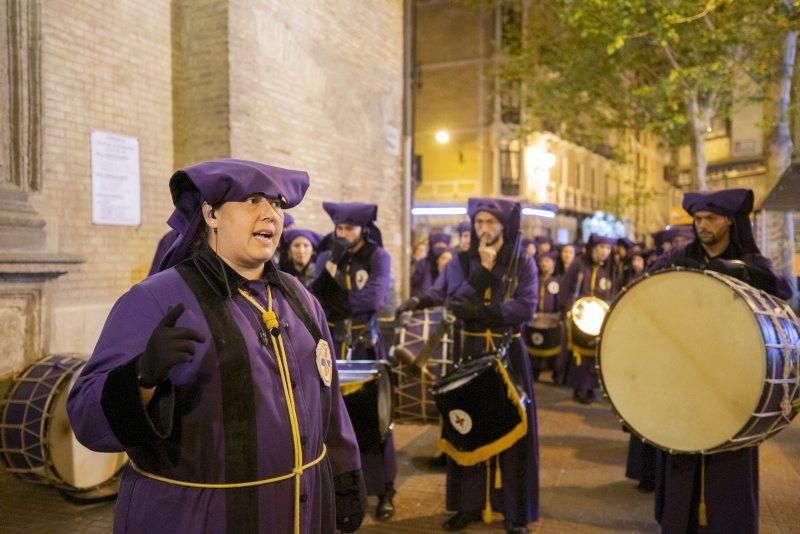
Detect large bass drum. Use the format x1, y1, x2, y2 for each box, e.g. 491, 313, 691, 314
599, 268, 800, 454
338, 360, 393, 452
0, 355, 128, 499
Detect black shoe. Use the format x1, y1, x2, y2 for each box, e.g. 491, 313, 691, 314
442, 510, 482, 531
574, 391, 593, 405
504, 521, 529, 534
637, 480, 655, 493
376, 495, 395, 521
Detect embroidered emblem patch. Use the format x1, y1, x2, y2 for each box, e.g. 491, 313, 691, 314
355, 269, 369, 290
448, 409, 473, 435
531, 332, 545, 346
547, 281, 560, 294
316, 340, 332, 387
599, 277, 610, 291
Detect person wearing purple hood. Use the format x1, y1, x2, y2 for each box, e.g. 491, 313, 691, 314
310, 201, 398, 521
410, 231, 453, 297
279, 228, 323, 288
559, 233, 618, 404
529, 250, 564, 382
398, 197, 539, 533
456, 220, 472, 252
649, 188, 792, 534
67, 159, 365, 534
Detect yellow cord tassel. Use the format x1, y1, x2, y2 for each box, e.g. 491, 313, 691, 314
483, 460, 493, 524
494, 454, 502, 489
698, 455, 708, 527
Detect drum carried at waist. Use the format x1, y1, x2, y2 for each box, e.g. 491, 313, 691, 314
524, 312, 562, 357
567, 296, 609, 359
431, 354, 528, 466
599, 268, 800, 454
0, 355, 128, 500
338, 360, 393, 452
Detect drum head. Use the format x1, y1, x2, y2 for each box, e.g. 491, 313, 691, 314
600, 271, 765, 452
48, 372, 127, 489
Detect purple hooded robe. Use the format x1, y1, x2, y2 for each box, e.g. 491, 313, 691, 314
650, 188, 793, 534
418, 197, 540, 527
67, 159, 362, 534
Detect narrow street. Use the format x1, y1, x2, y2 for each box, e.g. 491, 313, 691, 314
3, 375, 798, 533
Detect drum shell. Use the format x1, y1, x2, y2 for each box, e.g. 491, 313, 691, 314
568, 312, 599, 354
598, 268, 800, 454
0, 355, 127, 492
432, 355, 526, 465
524, 313, 562, 356
338, 360, 393, 452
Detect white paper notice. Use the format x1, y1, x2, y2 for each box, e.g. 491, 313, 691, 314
91, 130, 141, 226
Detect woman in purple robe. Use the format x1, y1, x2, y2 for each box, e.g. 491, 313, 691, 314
650, 188, 792, 534
559, 234, 618, 404
279, 228, 323, 288
399, 197, 539, 533
410, 231, 453, 298
310, 201, 398, 521
67, 159, 365, 534
552, 242, 578, 384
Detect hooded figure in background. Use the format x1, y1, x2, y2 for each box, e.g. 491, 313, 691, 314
67, 159, 365, 534
650, 188, 792, 534
559, 233, 618, 404
398, 197, 540, 533
279, 228, 323, 288
410, 231, 453, 297
456, 220, 472, 252
310, 201, 398, 521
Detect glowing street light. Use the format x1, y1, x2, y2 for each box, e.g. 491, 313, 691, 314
435, 130, 450, 144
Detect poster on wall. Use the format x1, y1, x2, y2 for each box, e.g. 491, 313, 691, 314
91, 130, 141, 226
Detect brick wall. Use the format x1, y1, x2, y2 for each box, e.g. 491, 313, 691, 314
31, 0, 174, 353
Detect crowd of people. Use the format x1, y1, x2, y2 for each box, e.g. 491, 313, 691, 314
66, 157, 792, 533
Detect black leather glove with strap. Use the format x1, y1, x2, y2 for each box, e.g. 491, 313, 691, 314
334, 469, 367, 533
396, 297, 419, 314
329, 238, 351, 265
706, 258, 749, 282
136, 303, 205, 388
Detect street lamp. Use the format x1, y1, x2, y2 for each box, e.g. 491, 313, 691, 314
435, 130, 450, 144
524, 145, 556, 202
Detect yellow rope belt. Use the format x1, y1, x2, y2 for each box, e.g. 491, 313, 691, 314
128, 445, 327, 489
461, 331, 521, 338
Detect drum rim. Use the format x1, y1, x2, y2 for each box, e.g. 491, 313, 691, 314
0, 355, 85, 485
597, 267, 775, 454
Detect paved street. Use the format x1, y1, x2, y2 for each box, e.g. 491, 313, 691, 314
2, 375, 798, 533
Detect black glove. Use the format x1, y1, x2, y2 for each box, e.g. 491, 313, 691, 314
334, 469, 367, 533
450, 298, 481, 321
396, 297, 419, 314
137, 304, 205, 388
329, 238, 351, 264
671, 256, 704, 269
706, 258, 749, 282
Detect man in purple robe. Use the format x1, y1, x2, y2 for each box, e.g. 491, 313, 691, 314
651, 188, 792, 533
398, 197, 539, 533
67, 159, 365, 534
410, 231, 453, 297
559, 233, 618, 404
310, 201, 398, 521
279, 228, 323, 288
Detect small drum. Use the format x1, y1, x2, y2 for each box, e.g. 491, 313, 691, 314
338, 360, 393, 452
0, 355, 127, 497
392, 307, 453, 423
568, 296, 609, 356
599, 268, 800, 454
524, 313, 562, 356
432, 355, 528, 466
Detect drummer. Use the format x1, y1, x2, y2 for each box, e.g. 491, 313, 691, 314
279, 228, 323, 288
559, 233, 618, 404
650, 188, 792, 533
529, 250, 564, 382
310, 201, 398, 521
410, 231, 453, 297
67, 159, 365, 533
398, 197, 539, 533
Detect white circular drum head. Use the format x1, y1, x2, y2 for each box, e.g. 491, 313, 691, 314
600, 271, 765, 452
48, 371, 128, 489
